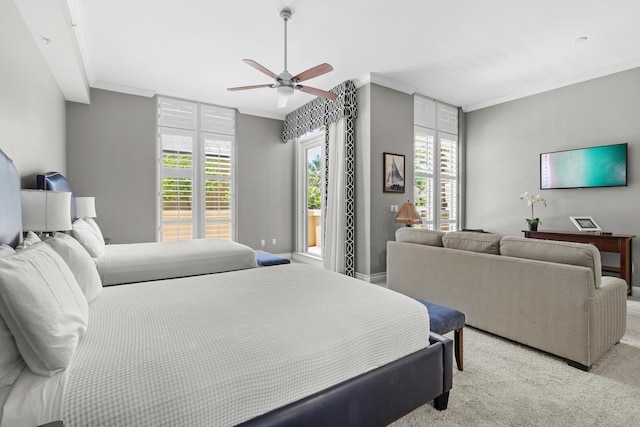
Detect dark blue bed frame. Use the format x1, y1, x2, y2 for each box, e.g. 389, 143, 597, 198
0, 149, 22, 248
0, 152, 453, 426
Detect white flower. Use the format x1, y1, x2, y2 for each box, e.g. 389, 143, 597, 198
520, 192, 548, 220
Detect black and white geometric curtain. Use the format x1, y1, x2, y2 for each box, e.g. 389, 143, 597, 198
282, 80, 357, 277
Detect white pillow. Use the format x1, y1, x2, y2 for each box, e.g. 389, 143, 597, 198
84, 217, 105, 243
0, 245, 25, 388
71, 218, 105, 257
0, 243, 88, 376
0, 245, 15, 257
45, 232, 102, 303
15, 231, 41, 250
0, 318, 24, 388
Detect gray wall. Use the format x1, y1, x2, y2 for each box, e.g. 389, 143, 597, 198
0, 0, 65, 187
66, 89, 156, 244
66, 90, 294, 251
355, 83, 414, 277
466, 67, 640, 286
236, 113, 294, 252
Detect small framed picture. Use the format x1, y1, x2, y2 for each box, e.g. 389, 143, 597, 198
383, 153, 405, 193
569, 216, 601, 232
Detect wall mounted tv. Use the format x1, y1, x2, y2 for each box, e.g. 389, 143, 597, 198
540, 143, 628, 189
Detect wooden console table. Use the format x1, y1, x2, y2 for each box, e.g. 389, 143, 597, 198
523, 230, 635, 296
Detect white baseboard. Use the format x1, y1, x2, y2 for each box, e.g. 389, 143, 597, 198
355, 271, 387, 286
291, 252, 323, 268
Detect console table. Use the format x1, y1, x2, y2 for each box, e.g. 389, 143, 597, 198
523, 230, 635, 295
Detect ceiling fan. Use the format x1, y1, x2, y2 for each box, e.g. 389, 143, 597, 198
227, 8, 338, 108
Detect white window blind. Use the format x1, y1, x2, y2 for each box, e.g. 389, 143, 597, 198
414, 95, 459, 231
158, 97, 235, 241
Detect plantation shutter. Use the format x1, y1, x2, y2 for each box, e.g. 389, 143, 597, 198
159, 99, 197, 241
438, 133, 458, 231
414, 127, 435, 227
158, 98, 235, 241
414, 96, 459, 231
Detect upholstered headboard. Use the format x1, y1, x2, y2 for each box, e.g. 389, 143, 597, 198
0, 149, 23, 248
37, 172, 77, 221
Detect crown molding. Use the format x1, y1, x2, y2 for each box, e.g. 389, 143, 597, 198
353, 73, 417, 95
237, 107, 285, 121
91, 81, 156, 98
463, 57, 640, 112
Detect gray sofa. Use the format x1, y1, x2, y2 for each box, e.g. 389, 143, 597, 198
387, 229, 628, 370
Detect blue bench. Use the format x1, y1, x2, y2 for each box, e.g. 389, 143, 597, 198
413, 298, 465, 371
255, 250, 291, 267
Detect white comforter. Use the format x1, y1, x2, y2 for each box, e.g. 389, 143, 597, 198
96, 238, 257, 286
2, 264, 430, 426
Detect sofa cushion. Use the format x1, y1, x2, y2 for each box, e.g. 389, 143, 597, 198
500, 236, 602, 288
442, 231, 502, 254
395, 228, 444, 247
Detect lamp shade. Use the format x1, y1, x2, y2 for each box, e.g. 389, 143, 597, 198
395, 200, 422, 226
76, 197, 97, 218
20, 190, 72, 232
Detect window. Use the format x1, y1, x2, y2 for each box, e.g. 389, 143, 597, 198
157, 97, 235, 241
414, 96, 459, 231
296, 130, 325, 258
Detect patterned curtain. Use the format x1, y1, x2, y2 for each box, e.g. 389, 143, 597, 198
282, 81, 357, 276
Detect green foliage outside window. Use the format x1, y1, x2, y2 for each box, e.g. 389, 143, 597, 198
162, 152, 231, 207
307, 153, 322, 209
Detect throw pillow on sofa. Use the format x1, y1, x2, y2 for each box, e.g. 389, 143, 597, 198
395, 228, 445, 246
442, 231, 502, 255
500, 236, 602, 288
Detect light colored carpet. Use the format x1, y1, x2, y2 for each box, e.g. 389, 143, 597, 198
392, 300, 640, 426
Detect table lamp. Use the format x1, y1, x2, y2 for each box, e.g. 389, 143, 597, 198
76, 196, 97, 218
20, 190, 72, 235
395, 200, 422, 227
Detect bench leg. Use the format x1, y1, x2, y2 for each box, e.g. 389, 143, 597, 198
454, 328, 463, 371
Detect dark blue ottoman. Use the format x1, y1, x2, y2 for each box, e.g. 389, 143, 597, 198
413, 298, 465, 371
255, 250, 291, 267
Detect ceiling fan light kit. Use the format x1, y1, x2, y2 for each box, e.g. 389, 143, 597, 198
227, 8, 337, 108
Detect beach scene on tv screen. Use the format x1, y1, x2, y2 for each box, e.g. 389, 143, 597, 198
540, 144, 627, 189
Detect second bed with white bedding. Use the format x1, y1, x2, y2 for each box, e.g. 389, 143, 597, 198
62, 264, 431, 426
96, 238, 258, 286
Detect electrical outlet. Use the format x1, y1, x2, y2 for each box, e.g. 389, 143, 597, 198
390, 205, 394, 212
260, 239, 265, 247
272, 238, 277, 245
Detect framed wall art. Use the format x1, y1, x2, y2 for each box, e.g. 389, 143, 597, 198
384, 152, 405, 193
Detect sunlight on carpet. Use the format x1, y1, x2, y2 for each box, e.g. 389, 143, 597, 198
392, 300, 640, 427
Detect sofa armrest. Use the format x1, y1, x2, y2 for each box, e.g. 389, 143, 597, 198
588, 276, 627, 366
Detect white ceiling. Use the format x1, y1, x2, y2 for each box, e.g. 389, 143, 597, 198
17, 0, 640, 119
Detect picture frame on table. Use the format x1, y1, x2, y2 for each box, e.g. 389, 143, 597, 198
569, 216, 601, 232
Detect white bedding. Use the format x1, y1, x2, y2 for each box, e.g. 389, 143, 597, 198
96, 238, 257, 286
23, 264, 431, 426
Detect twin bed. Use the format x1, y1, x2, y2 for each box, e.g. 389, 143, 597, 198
37, 171, 257, 286
0, 149, 452, 426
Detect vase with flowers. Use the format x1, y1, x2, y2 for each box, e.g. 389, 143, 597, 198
520, 192, 547, 231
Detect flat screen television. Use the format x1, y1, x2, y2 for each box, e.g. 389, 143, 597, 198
540, 143, 627, 189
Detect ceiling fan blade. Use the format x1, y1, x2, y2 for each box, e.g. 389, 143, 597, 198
277, 95, 288, 109
227, 84, 273, 91
292, 63, 334, 82
243, 59, 278, 79
298, 85, 338, 101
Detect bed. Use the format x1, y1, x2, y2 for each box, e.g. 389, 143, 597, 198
37, 172, 257, 285
1, 149, 452, 426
